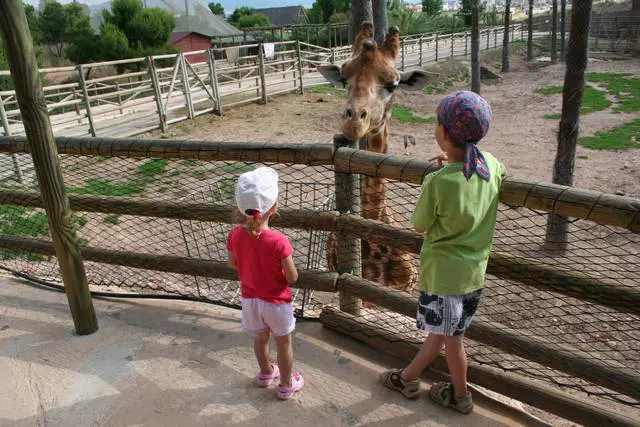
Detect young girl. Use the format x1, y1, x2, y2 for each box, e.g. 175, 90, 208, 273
226, 166, 304, 400
380, 91, 506, 414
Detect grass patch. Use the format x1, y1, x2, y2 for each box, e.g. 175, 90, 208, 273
544, 113, 561, 119
103, 214, 120, 225
95, 156, 109, 163
535, 86, 563, 95
308, 84, 342, 93
392, 105, 435, 123
219, 162, 254, 174
577, 155, 589, 159
68, 178, 145, 197
211, 180, 236, 202
138, 159, 169, 177
587, 73, 640, 113
0, 205, 49, 261
538, 85, 611, 116
179, 159, 200, 166
578, 119, 640, 151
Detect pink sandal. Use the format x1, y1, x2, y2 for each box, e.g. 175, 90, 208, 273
277, 373, 304, 400
257, 364, 280, 387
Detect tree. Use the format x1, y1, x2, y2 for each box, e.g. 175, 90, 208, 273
40, 1, 67, 56
501, 0, 511, 72
422, 0, 443, 16
308, 0, 350, 24
527, 0, 533, 60
208, 2, 224, 16
230, 6, 253, 26
373, 0, 388, 45
545, 0, 594, 250
126, 7, 175, 49
560, 0, 566, 60
471, 0, 480, 93
23, 3, 42, 44
459, 0, 472, 26
350, 0, 373, 43
236, 13, 271, 29
328, 12, 348, 23
551, 0, 558, 63
102, 0, 143, 35
65, 2, 97, 63
98, 23, 130, 60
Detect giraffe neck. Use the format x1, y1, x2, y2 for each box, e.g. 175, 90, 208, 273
362, 127, 392, 223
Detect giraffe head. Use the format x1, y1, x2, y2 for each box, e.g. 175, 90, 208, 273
318, 23, 431, 151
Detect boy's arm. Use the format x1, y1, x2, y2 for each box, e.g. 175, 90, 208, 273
412, 176, 437, 234
227, 251, 237, 270
281, 255, 298, 284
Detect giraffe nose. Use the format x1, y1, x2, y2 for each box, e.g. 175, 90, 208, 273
345, 108, 368, 121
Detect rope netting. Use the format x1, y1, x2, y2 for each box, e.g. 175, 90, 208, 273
0, 149, 638, 409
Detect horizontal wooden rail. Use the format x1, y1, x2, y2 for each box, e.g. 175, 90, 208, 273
1, 189, 638, 314
0, 136, 334, 166
335, 274, 640, 401
320, 306, 639, 427
0, 235, 338, 293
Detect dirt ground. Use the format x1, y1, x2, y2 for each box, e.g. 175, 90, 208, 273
147, 55, 640, 198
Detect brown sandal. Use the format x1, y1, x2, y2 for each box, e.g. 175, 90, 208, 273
380, 369, 421, 400
429, 382, 474, 414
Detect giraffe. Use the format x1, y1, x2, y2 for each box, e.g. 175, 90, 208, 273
319, 23, 431, 293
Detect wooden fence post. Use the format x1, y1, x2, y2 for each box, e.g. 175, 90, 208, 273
76, 65, 96, 137
330, 48, 336, 64
487, 29, 491, 50
258, 44, 268, 105
115, 81, 123, 114
494, 28, 498, 48
465, 31, 469, 56
0, 0, 98, 335
419, 36, 423, 65
333, 134, 363, 316
208, 49, 223, 116
147, 56, 167, 133
0, 95, 24, 184
451, 33, 455, 57
296, 40, 304, 95
179, 54, 195, 119
400, 38, 405, 70
435, 32, 439, 61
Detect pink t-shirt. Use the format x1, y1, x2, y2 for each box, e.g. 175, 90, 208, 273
226, 226, 294, 304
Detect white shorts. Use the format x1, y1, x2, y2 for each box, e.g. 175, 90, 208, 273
241, 298, 296, 337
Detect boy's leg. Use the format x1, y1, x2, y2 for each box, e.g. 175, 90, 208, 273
401, 333, 446, 381
254, 329, 273, 374
443, 334, 468, 397
274, 333, 293, 387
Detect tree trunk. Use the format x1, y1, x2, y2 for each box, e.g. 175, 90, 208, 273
471, 0, 481, 93
560, 0, 567, 60
0, 0, 98, 335
551, 0, 558, 63
372, 0, 388, 46
502, 0, 511, 72
545, 0, 593, 251
351, 0, 374, 43
527, 0, 534, 60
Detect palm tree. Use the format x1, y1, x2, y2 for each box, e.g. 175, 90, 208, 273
471, 0, 480, 93
545, 0, 594, 250
527, 0, 533, 60
502, 0, 511, 72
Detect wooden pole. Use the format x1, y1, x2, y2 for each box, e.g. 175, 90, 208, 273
179, 54, 195, 119
435, 32, 439, 61
146, 57, 167, 133
258, 44, 268, 105
333, 134, 362, 315
502, 0, 511, 72
551, 0, 558, 64
320, 306, 640, 427
0, 0, 98, 335
400, 38, 405, 70
471, 0, 481, 94
527, 0, 534, 60
0, 95, 24, 184
419, 36, 423, 65
115, 81, 123, 114
76, 65, 96, 137
296, 41, 304, 95
207, 49, 223, 115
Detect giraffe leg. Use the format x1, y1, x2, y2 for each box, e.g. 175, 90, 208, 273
326, 232, 338, 272
384, 248, 418, 294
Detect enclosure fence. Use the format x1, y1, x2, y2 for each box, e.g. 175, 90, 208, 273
0, 136, 638, 425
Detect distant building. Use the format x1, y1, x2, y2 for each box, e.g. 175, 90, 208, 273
169, 32, 212, 63
252, 6, 309, 26
405, 4, 423, 12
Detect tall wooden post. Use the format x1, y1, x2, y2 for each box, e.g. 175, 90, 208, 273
400, 38, 405, 71
551, 0, 558, 64
207, 49, 223, 115
471, 0, 481, 94
419, 36, 423, 65
179, 54, 195, 119
435, 32, 439, 61
0, 96, 24, 184
258, 44, 268, 105
147, 57, 167, 133
502, 0, 511, 72
333, 134, 362, 316
0, 0, 98, 335
527, 0, 534, 60
296, 41, 304, 95
560, 0, 567, 60
77, 65, 96, 137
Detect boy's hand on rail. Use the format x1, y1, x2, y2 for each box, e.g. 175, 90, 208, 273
429, 152, 448, 168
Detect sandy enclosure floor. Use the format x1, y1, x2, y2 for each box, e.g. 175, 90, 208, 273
145, 56, 640, 198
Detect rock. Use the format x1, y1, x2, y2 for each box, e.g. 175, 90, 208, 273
480, 66, 501, 80
615, 190, 625, 196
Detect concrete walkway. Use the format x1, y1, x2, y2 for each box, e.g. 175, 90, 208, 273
0, 273, 547, 427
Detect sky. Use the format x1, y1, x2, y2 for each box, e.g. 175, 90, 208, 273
23, 0, 316, 14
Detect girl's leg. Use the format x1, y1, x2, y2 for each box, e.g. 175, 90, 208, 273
401, 333, 446, 381
274, 333, 293, 387
443, 334, 468, 396
254, 329, 273, 374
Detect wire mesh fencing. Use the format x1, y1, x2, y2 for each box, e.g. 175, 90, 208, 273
0, 146, 639, 410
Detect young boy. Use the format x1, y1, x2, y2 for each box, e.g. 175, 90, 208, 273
380, 91, 506, 414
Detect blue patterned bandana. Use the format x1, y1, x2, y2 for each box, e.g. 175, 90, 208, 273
437, 91, 493, 181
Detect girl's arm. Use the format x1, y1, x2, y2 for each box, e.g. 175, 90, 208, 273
281, 255, 298, 284
227, 251, 237, 270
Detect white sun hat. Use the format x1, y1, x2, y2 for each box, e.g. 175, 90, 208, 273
235, 166, 279, 218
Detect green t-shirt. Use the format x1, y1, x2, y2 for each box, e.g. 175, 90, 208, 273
412, 152, 506, 296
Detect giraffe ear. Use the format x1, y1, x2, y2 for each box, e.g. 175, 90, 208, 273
398, 70, 434, 92
317, 65, 343, 86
